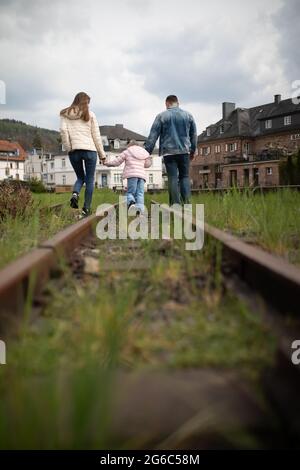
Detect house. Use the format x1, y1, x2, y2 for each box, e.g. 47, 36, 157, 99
39, 124, 163, 191
24, 148, 55, 184
0, 139, 26, 181
98, 124, 163, 190
191, 95, 300, 188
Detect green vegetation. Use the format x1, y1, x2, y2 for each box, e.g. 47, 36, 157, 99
150, 189, 300, 264
0, 233, 276, 448
0, 189, 118, 268
0, 188, 294, 448
279, 150, 300, 185
0, 118, 60, 151
27, 177, 47, 193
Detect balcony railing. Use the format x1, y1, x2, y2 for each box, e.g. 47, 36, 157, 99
223, 151, 284, 165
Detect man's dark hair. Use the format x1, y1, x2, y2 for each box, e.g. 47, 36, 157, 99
166, 95, 178, 104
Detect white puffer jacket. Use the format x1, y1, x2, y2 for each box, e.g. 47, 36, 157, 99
59, 107, 106, 159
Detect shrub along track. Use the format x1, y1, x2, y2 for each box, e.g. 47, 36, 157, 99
0, 202, 300, 448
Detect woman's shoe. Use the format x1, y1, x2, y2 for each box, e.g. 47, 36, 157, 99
70, 192, 79, 209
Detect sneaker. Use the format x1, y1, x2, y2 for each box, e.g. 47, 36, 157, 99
81, 207, 90, 217
128, 204, 137, 216
70, 192, 79, 209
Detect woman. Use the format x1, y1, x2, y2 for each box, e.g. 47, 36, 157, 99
60, 92, 106, 216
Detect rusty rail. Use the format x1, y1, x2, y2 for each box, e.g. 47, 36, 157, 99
0, 205, 115, 327
151, 200, 300, 316
38, 202, 65, 215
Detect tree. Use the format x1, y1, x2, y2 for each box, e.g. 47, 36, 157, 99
32, 132, 42, 149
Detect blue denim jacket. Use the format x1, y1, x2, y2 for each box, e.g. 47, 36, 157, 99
144, 106, 197, 156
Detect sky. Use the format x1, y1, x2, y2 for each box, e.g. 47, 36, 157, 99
0, 0, 299, 136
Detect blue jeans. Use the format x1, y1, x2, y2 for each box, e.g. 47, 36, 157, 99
69, 150, 97, 210
163, 153, 191, 205
127, 177, 145, 212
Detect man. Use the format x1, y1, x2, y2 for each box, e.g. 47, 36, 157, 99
144, 95, 197, 204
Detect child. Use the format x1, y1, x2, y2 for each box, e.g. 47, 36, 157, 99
105, 140, 152, 213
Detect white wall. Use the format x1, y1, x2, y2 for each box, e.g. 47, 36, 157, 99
24, 153, 43, 180
0, 160, 25, 180
52, 153, 163, 190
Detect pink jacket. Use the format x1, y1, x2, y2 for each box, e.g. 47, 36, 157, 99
105, 145, 152, 180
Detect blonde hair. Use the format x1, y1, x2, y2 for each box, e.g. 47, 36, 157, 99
127, 140, 139, 148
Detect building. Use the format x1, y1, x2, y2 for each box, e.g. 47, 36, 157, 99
191, 95, 300, 188
0, 139, 26, 181
24, 149, 55, 183
50, 124, 163, 191
98, 124, 162, 189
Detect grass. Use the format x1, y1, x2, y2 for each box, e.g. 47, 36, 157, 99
0, 188, 119, 269
150, 189, 300, 264
1, 189, 290, 448
0, 231, 277, 448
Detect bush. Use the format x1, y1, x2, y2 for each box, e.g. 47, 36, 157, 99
28, 177, 47, 193
279, 150, 300, 185
0, 180, 33, 219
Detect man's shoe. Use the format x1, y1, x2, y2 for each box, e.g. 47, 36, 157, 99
70, 192, 79, 209
81, 207, 90, 217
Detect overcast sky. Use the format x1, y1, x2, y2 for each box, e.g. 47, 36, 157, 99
0, 0, 299, 136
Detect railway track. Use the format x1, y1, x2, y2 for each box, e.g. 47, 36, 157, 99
0, 199, 300, 448
146, 185, 300, 195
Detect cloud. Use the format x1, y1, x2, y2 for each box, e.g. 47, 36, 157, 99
0, 0, 296, 135
273, 0, 300, 81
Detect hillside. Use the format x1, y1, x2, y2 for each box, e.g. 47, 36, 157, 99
0, 119, 61, 152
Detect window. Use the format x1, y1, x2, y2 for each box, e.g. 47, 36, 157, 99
215, 145, 221, 153
10, 163, 13, 169
114, 139, 120, 149
199, 148, 203, 156
16, 173, 19, 180
149, 173, 153, 184
220, 124, 224, 134
50, 174, 54, 181
284, 115, 292, 126
62, 175, 66, 185
203, 146, 211, 156
225, 144, 228, 152
113, 173, 122, 184
229, 143, 237, 152
265, 119, 272, 129
243, 142, 250, 153
51, 162, 54, 169
266, 167, 273, 175
62, 158, 66, 168
16, 162, 19, 169
206, 128, 211, 137
5, 167, 9, 176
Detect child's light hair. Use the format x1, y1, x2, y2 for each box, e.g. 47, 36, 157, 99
127, 139, 139, 148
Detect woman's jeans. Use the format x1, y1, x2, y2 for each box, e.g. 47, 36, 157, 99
163, 153, 190, 205
127, 177, 145, 212
69, 150, 97, 210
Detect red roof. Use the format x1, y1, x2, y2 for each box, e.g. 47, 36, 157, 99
0, 140, 26, 161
